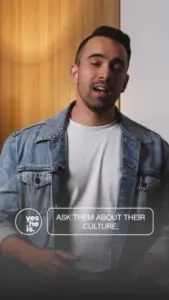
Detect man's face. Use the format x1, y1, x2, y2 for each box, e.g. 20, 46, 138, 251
71, 36, 129, 113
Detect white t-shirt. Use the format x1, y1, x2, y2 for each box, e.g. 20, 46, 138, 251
60, 119, 122, 273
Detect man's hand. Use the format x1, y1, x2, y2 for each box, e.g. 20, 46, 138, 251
25, 248, 80, 283
0, 236, 80, 284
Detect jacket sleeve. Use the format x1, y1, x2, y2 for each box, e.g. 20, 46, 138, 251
147, 139, 169, 261
0, 135, 20, 245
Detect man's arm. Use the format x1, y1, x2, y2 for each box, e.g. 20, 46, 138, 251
147, 139, 169, 261
0, 135, 79, 284
133, 139, 169, 283
0, 135, 21, 245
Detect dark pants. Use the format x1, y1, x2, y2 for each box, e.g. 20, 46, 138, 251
0, 256, 168, 297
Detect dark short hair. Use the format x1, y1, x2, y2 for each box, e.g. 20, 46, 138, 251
75, 26, 131, 65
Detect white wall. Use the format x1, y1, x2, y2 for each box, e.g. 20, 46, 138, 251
120, 0, 169, 142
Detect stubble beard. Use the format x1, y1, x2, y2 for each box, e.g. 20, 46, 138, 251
82, 93, 117, 114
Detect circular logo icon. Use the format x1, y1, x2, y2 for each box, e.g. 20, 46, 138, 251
15, 208, 42, 236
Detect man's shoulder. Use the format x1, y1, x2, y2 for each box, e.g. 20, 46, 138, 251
122, 114, 169, 175
11, 108, 68, 140
11, 119, 47, 138
122, 113, 167, 145
10, 103, 73, 142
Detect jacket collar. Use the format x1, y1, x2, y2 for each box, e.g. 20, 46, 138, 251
35, 101, 75, 143
35, 100, 152, 144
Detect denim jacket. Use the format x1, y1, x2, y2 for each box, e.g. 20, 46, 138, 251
0, 101, 169, 273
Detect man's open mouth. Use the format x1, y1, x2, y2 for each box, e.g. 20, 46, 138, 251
92, 85, 111, 95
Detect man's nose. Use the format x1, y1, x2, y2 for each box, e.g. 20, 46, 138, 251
98, 65, 112, 80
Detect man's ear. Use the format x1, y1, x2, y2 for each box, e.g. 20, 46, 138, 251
71, 64, 79, 84
121, 74, 129, 93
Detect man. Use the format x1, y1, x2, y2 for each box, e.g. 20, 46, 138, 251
0, 26, 169, 295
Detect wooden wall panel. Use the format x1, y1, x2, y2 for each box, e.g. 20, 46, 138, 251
0, 0, 120, 147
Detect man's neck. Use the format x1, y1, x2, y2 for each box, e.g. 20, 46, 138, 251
70, 101, 116, 126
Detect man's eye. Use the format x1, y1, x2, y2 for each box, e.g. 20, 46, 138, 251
91, 62, 101, 67
111, 63, 124, 73
114, 63, 121, 69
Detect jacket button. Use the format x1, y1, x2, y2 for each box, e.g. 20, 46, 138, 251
58, 166, 63, 172
35, 177, 40, 184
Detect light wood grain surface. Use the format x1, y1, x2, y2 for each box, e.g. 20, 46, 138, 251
0, 0, 119, 147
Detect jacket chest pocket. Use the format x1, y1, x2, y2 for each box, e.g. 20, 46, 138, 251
17, 170, 52, 215
128, 174, 161, 236
136, 174, 162, 209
